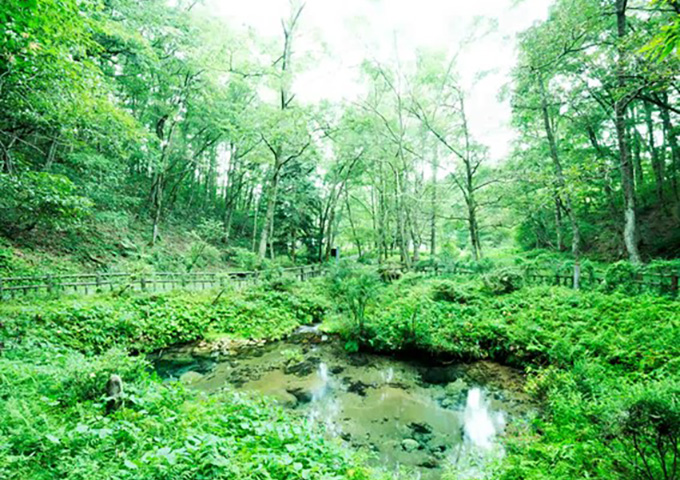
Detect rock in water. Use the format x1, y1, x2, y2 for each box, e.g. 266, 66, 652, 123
106, 374, 123, 414
180, 371, 204, 385
401, 438, 420, 452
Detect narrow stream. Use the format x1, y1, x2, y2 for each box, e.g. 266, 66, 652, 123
152, 326, 533, 479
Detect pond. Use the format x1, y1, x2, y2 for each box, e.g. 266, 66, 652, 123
152, 326, 534, 479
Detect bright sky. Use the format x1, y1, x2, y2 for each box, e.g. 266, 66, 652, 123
206, 0, 553, 163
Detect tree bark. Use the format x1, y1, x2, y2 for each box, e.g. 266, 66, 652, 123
614, 0, 642, 264
659, 93, 679, 200
538, 72, 581, 287
430, 143, 438, 258
643, 101, 665, 206
258, 162, 280, 259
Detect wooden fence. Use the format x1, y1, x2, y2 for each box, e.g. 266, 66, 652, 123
524, 269, 679, 296
2, 261, 677, 301
0, 265, 327, 301
410, 262, 678, 297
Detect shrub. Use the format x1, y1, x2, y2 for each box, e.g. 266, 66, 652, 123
226, 246, 261, 270
603, 261, 640, 294
613, 382, 680, 480
327, 264, 381, 341
430, 279, 480, 303
482, 267, 524, 295
0, 171, 92, 236
195, 218, 224, 245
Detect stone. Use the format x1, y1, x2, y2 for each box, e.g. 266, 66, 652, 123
287, 387, 313, 404
105, 374, 123, 414
179, 371, 204, 385
270, 390, 298, 408
418, 457, 439, 469
346, 380, 372, 397
401, 438, 420, 452
409, 422, 432, 435
284, 357, 320, 376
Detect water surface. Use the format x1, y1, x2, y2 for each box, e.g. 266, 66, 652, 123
152, 329, 533, 479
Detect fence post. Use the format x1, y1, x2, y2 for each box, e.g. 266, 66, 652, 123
46, 275, 52, 295
671, 274, 678, 298
140, 276, 146, 292
0, 278, 4, 301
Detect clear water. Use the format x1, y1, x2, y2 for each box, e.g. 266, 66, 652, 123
152, 332, 533, 479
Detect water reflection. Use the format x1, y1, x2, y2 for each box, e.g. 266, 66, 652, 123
153, 340, 530, 480
463, 388, 505, 449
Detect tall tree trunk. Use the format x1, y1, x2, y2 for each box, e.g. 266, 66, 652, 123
257, 3, 304, 260
659, 93, 679, 200
258, 163, 280, 259
459, 95, 482, 262
614, 0, 642, 264
251, 194, 260, 253
430, 145, 438, 258
554, 193, 564, 251
630, 110, 644, 189
345, 189, 363, 257
538, 72, 581, 287
644, 101, 665, 206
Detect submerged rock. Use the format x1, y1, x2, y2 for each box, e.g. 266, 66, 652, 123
409, 422, 433, 435
270, 390, 298, 408
346, 380, 372, 397
418, 457, 439, 469
420, 365, 463, 385
401, 438, 420, 452
179, 371, 204, 385
285, 357, 320, 376
287, 387, 313, 404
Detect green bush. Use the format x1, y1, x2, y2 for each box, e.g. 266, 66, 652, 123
603, 261, 640, 294
482, 267, 524, 294
0, 343, 369, 480
0, 283, 329, 353
0, 172, 92, 236
430, 279, 480, 303
226, 246, 261, 270
327, 264, 382, 342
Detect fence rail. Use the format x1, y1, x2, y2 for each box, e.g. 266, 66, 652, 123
0, 265, 327, 301
2, 262, 677, 301
416, 264, 678, 297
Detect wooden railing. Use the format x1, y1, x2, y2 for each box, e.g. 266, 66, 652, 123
2, 261, 677, 301
524, 269, 679, 296
0, 265, 327, 301
417, 263, 678, 297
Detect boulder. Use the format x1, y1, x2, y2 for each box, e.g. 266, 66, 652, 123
401, 438, 420, 452
270, 390, 298, 408
287, 387, 313, 404
179, 371, 204, 385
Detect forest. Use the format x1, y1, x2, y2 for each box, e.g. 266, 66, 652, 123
0, 0, 679, 479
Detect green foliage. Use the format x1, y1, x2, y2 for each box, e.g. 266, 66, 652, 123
430, 279, 480, 304
0, 282, 329, 354
330, 276, 679, 480
327, 264, 382, 341
195, 219, 225, 246
603, 261, 641, 294
0, 342, 368, 480
482, 267, 524, 295
226, 247, 262, 270
0, 172, 92, 235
